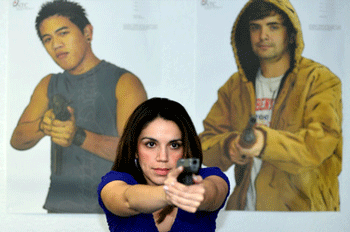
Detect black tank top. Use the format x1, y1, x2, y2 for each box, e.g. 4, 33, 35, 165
44, 60, 128, 213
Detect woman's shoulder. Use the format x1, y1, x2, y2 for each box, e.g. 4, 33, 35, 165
199, 167, 229, 184
102, 171, 138, 183
199, 166, 223, 175
98, 171, 138, 193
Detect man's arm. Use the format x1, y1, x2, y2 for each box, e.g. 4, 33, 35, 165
76, 72, 147, 161
232, 68, 342, 174
11, 72, 147, 162
200, 75, 254, 170
115, 72, 147, 136
10, 75, 51, 150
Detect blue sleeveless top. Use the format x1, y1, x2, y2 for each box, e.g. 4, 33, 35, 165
44, 60, 128, 213
98, 167, 230, 231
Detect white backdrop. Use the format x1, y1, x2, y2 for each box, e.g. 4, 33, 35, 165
1, 0, 350, 231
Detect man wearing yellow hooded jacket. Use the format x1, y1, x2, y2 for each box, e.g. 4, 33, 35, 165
200, 0, 342, 211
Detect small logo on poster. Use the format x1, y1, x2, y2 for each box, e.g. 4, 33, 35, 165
201, 0, 222, 10
309, 24, 341, 31
13, 0, 32, 10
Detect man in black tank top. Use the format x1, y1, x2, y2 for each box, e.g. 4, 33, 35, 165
10, 0, 147, 213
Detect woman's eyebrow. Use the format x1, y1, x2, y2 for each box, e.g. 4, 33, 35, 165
140, 137, 157, 141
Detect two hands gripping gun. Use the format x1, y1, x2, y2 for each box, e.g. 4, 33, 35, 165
52, 94, 71, 121
52, 94, 71, 175
176, 158, 200, 185
238, 116, 257, 149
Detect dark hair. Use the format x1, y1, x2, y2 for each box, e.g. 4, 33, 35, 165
111, 97, 203, 184
244, 1, 296, 41
234, 0, 297, 81
35, 0, 90, 40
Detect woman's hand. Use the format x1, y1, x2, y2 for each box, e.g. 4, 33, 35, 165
163, 166, 205, 213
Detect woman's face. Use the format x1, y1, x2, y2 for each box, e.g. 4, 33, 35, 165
137, 117, 184, 186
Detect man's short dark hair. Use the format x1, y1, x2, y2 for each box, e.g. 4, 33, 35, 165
244, 0, 296, 40
35, 0, 90, 41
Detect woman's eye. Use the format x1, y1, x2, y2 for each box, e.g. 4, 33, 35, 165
146, 142, 155, 148
171, 142, 181, 149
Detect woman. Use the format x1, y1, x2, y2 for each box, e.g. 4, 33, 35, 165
98, 98, 230, 232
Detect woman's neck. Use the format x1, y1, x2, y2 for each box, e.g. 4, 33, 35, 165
153, 206, 178, 232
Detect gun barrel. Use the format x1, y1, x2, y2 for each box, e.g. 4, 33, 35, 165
52, 94, 71, 175
52, 94, 71, 121
238, 116, 256, 148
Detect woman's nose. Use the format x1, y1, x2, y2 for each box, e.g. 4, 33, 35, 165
156, 147, 169, 162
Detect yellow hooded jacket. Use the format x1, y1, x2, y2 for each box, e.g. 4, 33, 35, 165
200, 0, 342, 211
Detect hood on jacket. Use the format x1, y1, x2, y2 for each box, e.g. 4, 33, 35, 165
231, 0, 304, 82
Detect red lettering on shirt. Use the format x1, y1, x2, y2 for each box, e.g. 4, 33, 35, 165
255, 98, 275, 111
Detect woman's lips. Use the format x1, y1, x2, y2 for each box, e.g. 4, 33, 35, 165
153, 168, 170, 176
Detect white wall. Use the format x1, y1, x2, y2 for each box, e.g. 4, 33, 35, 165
1, 0, 350, 231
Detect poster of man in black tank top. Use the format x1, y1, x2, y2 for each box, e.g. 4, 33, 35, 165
10, 0, 147, 213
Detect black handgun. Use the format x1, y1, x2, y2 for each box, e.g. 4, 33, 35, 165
176, 158, 200, 185
51, 94, 71, 175
238, 115, 257, 148
52, 94, 70, 121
